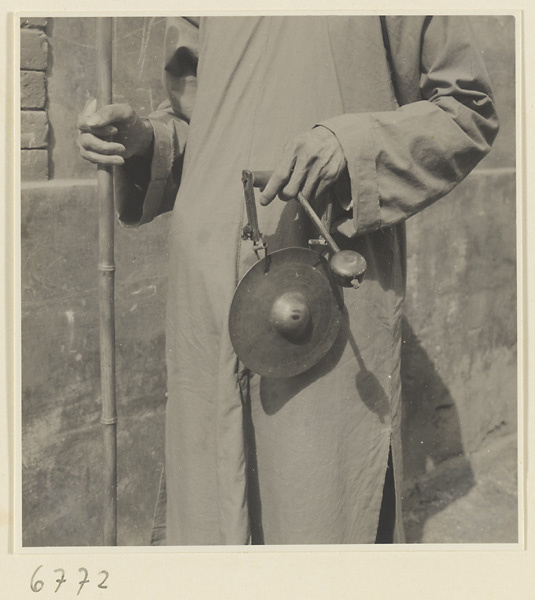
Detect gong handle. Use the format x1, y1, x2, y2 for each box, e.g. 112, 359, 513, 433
250, 171, 273, 190
250, 171, 341, 254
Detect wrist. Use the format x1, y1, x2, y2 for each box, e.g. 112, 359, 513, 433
132, 118, 154, 158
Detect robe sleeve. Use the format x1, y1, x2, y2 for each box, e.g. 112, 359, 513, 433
318, 15, 500, 237
115, 17, 199, 227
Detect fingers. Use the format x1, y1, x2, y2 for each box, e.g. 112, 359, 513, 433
78, 146, 125, 165
78, 149, 125, 166
80, 97, 97, 122
259, 156, 296, 206
76, 97, 98, 131
301, 173, 322, 202
260, 158, 330, 206
260, 133, 314, 206
302, 165, 333, 200
78, 132, 126, 155
259, 128, 346, 206
77, 133, 126, 165
79, 124, 119, 137
77, 98, 136, 165
77, 101, 134, 132
279, 158, 309, 201
88, 103, 135, 127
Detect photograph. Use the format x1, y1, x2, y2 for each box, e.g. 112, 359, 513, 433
19, 13, 518, 550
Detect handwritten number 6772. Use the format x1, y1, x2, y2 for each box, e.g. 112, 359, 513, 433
30, 565, 109, 593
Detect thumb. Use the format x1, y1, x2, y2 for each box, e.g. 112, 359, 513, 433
77, 97, 98, 129
86, 103, 134, 127
83, 97, 97, 116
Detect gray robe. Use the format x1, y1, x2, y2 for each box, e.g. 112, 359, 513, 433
117, 15, 498, 545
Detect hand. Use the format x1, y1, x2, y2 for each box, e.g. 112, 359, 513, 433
76, 98, 154, 165
259, 126, 347, 206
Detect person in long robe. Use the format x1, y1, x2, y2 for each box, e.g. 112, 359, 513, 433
77, 15, 498, 545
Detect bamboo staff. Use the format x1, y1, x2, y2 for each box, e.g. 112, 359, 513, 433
96, 18, 117, 546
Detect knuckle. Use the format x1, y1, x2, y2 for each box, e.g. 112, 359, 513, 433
283, 138, 296, 152
295, 131, 309, 145
280, 185, 296, 201
118, 103, 134, 122
273, 167, 287, 182
303, 138, 318, 157
289, 135, 305, 154
100, 106, 113, 122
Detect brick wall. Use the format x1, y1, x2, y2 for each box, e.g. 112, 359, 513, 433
20, 18, 49, 181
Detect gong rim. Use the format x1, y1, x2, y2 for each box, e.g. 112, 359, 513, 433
229, 247, 343, 378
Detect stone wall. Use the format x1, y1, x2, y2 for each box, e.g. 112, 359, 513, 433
20, 16, 517, 546
401, 16, 517, 487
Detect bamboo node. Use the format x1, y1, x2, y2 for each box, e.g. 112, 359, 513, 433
98, 264, 116, 272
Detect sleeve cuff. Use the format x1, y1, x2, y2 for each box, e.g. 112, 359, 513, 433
116, 116, 182, 227
135, 117, 177, 225
317, 113, 381, 236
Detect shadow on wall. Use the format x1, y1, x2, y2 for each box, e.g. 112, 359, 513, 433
400, 317, 475, 543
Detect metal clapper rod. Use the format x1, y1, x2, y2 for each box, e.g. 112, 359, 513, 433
249, 170, 367, 288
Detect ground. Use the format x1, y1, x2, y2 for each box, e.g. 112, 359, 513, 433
403, 432, 518, 544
